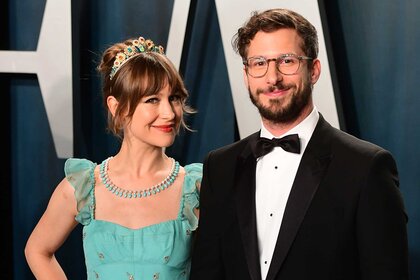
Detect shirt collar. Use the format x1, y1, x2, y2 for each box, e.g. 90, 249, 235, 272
260, 107, 319, 153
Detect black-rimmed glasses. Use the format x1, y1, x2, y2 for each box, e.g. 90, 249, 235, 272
243, 54, 313, 78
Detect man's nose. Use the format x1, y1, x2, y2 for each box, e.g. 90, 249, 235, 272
265, 60, 283, 84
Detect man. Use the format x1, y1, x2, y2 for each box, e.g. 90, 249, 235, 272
190, 8, 409, 280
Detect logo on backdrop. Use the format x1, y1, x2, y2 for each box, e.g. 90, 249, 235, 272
0, 0, 73, 158
0, 0, 338, 158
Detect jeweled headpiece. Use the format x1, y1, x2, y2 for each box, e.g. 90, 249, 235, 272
110, 36, 165, 80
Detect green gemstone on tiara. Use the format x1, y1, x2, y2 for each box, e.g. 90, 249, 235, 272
99, 157, 179, 199
109, 36, 165, 80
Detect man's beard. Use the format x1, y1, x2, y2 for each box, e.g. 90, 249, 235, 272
248, 79, 312, 123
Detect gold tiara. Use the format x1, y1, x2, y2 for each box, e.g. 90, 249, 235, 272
110, 36, 165, 80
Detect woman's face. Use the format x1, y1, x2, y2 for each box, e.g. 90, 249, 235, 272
124, 83, 183, 148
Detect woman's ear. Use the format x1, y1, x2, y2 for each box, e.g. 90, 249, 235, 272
107, 96, 119, 117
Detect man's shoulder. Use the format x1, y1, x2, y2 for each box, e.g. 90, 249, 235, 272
321, 120, 392, 161
332, 126, 385, 153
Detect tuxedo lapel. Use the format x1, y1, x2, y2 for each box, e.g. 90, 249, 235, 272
234, 132, 262, 280
266, 116, 333, 280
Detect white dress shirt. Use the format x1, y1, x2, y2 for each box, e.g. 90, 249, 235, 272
256, 107, 319, 280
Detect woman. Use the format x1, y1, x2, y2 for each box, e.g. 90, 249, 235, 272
25, 36, 202, 279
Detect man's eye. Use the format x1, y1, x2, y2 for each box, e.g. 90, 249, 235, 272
251, 59, 266, 67
281, 58, 297, 65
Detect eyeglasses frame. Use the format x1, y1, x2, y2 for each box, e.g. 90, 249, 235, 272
243, 53, 313, 78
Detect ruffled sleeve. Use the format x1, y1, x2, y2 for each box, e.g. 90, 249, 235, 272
181, 163, 203, 231
64, 158, 97, 226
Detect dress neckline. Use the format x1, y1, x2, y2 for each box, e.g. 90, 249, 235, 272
88, 164, 188, 230
90, 217, 180, 231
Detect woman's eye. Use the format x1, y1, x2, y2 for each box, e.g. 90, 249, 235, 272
169, 95, 181, 103
145, 97, 159, 104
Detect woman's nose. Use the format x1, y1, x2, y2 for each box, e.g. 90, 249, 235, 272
160, 100, 175, 119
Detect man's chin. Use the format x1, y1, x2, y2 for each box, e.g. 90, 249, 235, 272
258, 100, 305, 123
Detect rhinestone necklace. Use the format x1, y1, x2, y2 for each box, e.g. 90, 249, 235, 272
99, 157, 180, 199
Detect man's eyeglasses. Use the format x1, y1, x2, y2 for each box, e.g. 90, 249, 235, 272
243, 54, 313, 78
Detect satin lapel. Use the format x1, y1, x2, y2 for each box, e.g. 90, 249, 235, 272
265, 116, 333, 280
235, 133, 262, 280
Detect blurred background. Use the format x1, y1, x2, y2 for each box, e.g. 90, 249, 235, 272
1, 0, 419, 279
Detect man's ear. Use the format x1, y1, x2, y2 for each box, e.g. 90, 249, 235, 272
243, 66, 249, 88
310, 58, 321, 85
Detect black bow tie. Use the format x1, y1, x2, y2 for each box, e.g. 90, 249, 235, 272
252, 134, 301, 158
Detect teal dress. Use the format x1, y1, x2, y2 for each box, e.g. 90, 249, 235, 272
65, 158, 203, 280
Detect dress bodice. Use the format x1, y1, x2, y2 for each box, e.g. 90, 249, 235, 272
65, 158, 202, 280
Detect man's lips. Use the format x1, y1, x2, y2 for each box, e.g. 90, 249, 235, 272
261, 87, 289, 97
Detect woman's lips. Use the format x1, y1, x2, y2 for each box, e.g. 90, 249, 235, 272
153, 125, 174, 132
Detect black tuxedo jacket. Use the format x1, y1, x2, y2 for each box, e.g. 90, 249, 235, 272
190, 115, 409, 280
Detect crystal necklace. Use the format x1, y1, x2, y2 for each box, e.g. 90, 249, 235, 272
99, 157, 180, 198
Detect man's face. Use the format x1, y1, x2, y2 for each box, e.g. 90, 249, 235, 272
244, 29, 320, 123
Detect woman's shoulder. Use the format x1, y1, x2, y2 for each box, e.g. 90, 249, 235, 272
182, 163, 202, 190
64, 158, 98, 225
64, 158, 97, 190
180, 162, 202, 231
64, 158, 97, 176
183, 162, 203, 175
